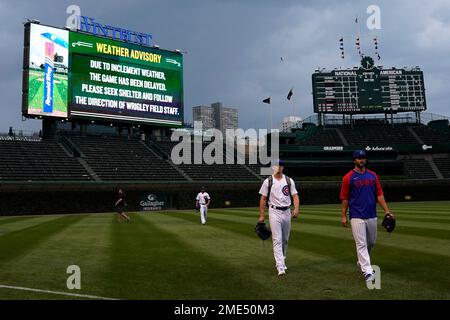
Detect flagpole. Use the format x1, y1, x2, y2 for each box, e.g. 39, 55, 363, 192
356, 15, 362, 56
291, 98, 294, 118
270, 104, 272, 132
262, 97, 271, 131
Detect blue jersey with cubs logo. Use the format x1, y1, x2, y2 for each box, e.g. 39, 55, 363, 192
340, 169, 383, 219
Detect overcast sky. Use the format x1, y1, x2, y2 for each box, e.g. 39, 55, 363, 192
1, 0, 449, 133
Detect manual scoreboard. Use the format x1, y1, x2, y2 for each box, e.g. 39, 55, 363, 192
312, 56, 426, 114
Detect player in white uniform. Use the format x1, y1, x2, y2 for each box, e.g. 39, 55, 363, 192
196, 187, 211, 225
259, 160, 300, 276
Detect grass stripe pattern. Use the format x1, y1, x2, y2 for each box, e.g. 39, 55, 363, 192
0, 201, 448, 299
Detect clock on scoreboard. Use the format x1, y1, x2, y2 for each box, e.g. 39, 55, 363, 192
312, 56, 426, 114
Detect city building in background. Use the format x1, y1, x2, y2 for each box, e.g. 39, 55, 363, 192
280, 116, 303, 132
193, 102, 238, 135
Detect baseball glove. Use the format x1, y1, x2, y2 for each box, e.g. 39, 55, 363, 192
255, 222, 272, 241
381, 213, 396, 233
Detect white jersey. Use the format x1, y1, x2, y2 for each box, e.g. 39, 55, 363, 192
196, 192, 210, 205
259, 175, 298, 207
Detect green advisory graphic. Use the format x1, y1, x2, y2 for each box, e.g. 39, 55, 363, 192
69, 32, 183, 125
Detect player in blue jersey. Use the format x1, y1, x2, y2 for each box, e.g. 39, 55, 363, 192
340, 150, 394, 282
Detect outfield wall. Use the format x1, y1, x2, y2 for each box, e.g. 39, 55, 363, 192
1, 179, 449, 216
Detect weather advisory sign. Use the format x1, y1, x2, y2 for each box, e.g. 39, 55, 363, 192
23, 23, 183, 126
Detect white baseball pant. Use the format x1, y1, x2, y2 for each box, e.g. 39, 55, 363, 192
268, 207, 291, 271
350, 217, 377, 275
200, 204, 207, 224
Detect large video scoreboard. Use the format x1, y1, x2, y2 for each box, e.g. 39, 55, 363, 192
312, 56, 426, 114
22, 22, 183, 126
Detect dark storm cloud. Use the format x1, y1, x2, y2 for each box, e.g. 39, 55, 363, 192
0, 0, 448, 133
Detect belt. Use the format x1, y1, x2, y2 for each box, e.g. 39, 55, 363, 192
269, 205, 289, 211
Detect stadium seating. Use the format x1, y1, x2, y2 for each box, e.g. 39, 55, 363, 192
150, 141, 261, 181
1, 119, 448, 182
412, 126, 450, 144
296, 128, 345, 146
0, 140, 92, 181
433, 157, 450, 178
339, 125, 419, 145
404, 159, 437, 179
68, 136, 186, 181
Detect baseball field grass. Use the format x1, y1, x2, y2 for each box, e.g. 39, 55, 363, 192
0, 201, 448, 300
27, 69, 68, 114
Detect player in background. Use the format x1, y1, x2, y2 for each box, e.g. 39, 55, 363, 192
340, 150, 394, 282
115, 188, 130, 222
196, 186, 211, 225
259, 160, 300, 276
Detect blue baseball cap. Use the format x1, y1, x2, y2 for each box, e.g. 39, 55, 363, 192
352, 150, 367, 160
272, 159, 285, 166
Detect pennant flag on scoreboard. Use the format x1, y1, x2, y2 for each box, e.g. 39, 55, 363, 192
287, 88, 293, 100
355, 16, 358, 23
263, 97, 271, 104
356, 37, 363, 58
339, 37, 344, 59
373, 36, 381, 60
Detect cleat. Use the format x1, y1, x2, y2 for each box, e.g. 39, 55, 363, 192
364, 273, 375, 282
277, 268, 286, 276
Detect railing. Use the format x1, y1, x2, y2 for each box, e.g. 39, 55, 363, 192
293, 112, 449, 129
